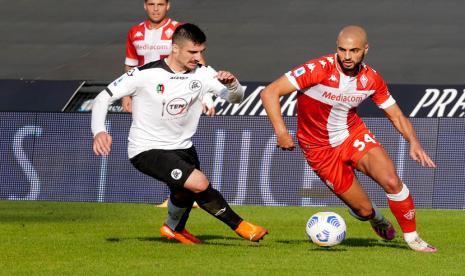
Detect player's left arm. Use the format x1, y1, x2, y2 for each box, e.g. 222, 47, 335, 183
204, 68, 244, 103
215, 70, 244, 103
383, 104, 436, 168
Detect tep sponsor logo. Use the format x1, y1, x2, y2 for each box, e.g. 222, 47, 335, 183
322, 91, 364, 104
166, 98, 189, 115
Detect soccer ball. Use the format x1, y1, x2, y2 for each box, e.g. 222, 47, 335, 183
306, 211, 347, 247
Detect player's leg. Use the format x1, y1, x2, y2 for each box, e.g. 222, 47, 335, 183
159, 188, 201, 244
356, 146, 436, 252
184, 169, 268, 242
184, 169, 242, 228
166, 187, 195, 231
338, 176, 396, 241
303, 143, 396, 241
129, 148, 200, 244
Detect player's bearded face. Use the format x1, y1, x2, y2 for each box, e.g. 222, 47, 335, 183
336, 39, 368, 74
336, 51, 365, 72
175, 41, 206, 71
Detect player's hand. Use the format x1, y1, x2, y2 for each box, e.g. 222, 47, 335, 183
202, 104, 216, 117
121, 96, 133, 113
93, 132, 112, 156
216, 71, 236, 85
276, 131, 295, 151
409, 142, 436, 168
202, 93, 216, 117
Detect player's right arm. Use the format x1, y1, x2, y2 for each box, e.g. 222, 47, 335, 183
91, 69, 139, 155
122, 28, 139, 113
261, 57, 330, 150
260, 75, 297, 151
122, 65, 136, 113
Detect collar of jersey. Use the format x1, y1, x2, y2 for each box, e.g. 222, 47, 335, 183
163, 58, 194, 74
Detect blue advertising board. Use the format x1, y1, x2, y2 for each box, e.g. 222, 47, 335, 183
1, 112, 464, 209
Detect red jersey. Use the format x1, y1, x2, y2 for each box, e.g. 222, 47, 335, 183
285, 53, 395, 149
125, 18, 180, 67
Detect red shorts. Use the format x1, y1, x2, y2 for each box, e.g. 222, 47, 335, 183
300, 126, 382, 195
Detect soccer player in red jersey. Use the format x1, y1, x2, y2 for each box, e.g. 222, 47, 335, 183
261, 25, 437, 252
122, 0, 180, 113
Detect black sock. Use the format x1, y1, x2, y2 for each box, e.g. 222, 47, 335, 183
169, 189, 195, 231
194, 185, 242, 229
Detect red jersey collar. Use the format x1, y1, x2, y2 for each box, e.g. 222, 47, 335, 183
144, 17, 171, 30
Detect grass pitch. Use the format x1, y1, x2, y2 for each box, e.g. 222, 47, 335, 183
1, 200, 464, 275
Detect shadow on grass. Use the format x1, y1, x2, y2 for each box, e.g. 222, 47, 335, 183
343, 237, 406, 249
276, 237, 406, 250
106, 235, 251, 246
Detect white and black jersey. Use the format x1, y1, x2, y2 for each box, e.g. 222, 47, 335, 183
91, 59, 244, 158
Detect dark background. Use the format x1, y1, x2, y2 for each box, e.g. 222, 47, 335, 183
1, 0, 464, 83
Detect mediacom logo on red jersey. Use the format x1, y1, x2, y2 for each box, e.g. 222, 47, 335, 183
135, 44, 170, 51
322, 91, 364, 104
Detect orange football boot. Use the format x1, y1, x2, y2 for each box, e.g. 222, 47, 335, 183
160, 224, 202, 244
234, 220, 268, 242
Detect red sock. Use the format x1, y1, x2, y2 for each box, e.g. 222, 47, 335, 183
388, 194, 416, 233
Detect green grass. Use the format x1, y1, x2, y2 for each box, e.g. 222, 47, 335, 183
1, 200, 464, 275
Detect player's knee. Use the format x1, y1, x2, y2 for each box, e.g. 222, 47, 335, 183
184, 169, 210, 193
190, 181, 209, 193
187, 175, 210, 193
380, 175, 402, 194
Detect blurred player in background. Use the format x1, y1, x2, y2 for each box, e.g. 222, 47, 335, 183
261, 25, 436, 252
123, 0, 180, 113
92, 24, 268, 244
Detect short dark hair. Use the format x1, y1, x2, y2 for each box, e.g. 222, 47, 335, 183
172, 23, 206, 45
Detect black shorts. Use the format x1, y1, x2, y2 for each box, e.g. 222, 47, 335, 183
130, 146, 200, 189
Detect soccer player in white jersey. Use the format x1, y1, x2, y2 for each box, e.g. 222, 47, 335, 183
92, 23, 268, 244
124, 0, 204, 209
261, 25, 436, 252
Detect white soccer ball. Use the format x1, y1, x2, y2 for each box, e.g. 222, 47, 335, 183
306, 211, 347, 247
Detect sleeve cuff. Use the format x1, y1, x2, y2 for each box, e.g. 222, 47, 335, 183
378, 95, 396, 109
125, 57, 138, 67
285, 72, 301, 90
